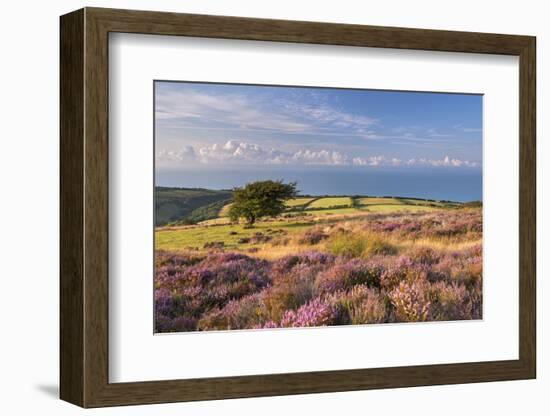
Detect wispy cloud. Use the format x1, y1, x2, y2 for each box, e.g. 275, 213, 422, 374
427, 128, 452, 138
453, 124, 482, 133
156, 87, 378, 139
156, 90, 310, 133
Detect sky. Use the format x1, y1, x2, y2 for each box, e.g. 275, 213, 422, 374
155, 81, 482, 172
155, 81, 482, 169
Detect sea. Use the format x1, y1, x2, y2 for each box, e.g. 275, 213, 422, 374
156, 167, 482, 202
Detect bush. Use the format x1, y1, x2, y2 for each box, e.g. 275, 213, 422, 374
262, 274, 315, 322
388, 279, 432, 322
297, 228, 328, 245
408, 246, 441, 265
328, 285, 387, 324
328, 233, 368, 258
279, 298, 341, 328
328, 232, 397, 258
430, 281, 481, 321
315, 259, 381, 293
197, 293, 268, 330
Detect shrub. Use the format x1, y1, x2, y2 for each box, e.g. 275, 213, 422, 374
430, 281, 481, 321
328, 232, 397, 258
329, 285, 387, 324
380, 256, 429, 290
297, 228, 328, 245
407, 246, 441, 265
279, 298, 341, 328
328, 233, 368, 258
388, 279, 432, 322
197, 293, 268, 330
315, 259, 382, 294
262, 275, 315, 322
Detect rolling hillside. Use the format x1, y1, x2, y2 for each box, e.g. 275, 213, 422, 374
155, 187, 233, 226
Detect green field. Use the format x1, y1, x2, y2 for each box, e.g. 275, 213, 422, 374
291, 207, 360, 216
156, 192, 464, 252
308, 197, 352, 209
156, 220, 313, 251
357, 197, 403, 206
362, 204, 439, 213
355, 196, 450, 213
285, 197, 316, 207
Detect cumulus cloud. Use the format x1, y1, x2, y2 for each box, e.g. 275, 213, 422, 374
157, 140, 479, 168
406, 155, 479, 168
156, 145, 196, 162
352, 155, 384, 166
291, 149, 349, 165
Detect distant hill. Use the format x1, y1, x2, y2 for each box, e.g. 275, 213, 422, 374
155, 187, 233, 226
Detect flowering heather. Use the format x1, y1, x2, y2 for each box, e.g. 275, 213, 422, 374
279, 298, 341, 328
315, 259, 382, 293
364, 209, 482, 240
154, 252, 271, 332
155, 209, 482, 332
389, 279, 432, 322
328, 285, 387, 324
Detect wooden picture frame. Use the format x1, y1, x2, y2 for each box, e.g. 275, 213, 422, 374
60, 7, 536, 408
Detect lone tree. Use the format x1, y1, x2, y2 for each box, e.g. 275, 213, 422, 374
228, 180, 298, 226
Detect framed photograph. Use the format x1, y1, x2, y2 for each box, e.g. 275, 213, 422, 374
60, 7, 536, 408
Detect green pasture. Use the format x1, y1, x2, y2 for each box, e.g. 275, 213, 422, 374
363, 204, 440, 213
156, 195, 459, 252
156, 221, 313, 251
357, 197, 404, 206
308, 197, 352, 209
285, 197, 316, 207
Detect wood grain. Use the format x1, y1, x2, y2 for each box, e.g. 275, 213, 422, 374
60, 7, 537, 408
59, 8, 84, 406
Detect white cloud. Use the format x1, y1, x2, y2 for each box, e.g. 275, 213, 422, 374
291, 149, 349, 165
352, 155, 386, 166
156, 141, 479, 169
407, 155, 479, 168
156, 145, 196, 162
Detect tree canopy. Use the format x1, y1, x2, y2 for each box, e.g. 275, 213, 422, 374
228, 180, 298, 225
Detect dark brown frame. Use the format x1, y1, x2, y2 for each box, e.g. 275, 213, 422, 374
60, 7, 536, 408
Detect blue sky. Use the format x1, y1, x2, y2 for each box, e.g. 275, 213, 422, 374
155, 81, 482, 170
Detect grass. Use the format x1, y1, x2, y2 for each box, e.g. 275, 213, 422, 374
356, 197, 404, 206
219, 202, 233, 217
327, 232, 398, 258
156, 220, 314, 251
288, 207, 361, 216
362, 204, 440, 213
156, 195, 465, 253
355, 196, 453, 213
285, 197, 316, 207
155, 187, 232, 226
308, 197, 352, 209
219, 197, 319, 217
